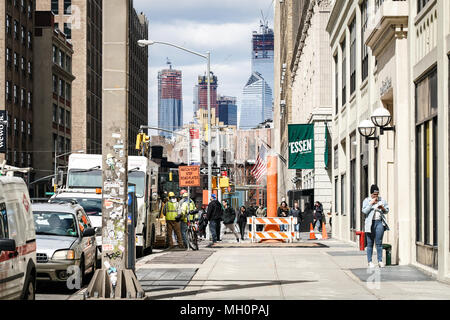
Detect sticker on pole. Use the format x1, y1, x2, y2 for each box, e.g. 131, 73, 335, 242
179, 166, 201, 187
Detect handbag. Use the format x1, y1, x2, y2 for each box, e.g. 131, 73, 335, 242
380, 214, 390, 231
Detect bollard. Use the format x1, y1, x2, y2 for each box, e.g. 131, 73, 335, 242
355, 231, 365, 251
382, 244, 392, 265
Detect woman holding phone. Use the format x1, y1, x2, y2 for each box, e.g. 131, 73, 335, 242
362, 184, 390, 268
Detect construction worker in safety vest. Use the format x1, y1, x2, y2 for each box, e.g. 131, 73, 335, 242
162, 191, 184, 249
179, 189, 197, 247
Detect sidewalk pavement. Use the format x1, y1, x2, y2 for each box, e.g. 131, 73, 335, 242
134, 231, 450, 300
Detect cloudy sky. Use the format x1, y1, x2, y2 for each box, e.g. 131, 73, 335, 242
133, 0, 275, 127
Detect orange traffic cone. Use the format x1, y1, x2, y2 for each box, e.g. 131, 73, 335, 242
309, 223, 317, 240
321, 222, 328, 240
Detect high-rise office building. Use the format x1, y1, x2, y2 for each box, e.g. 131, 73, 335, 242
239, 72, 272, 129
158, 63, 182, 138
197, 72, 218, 113
32, 11, 75, 196
128, 9, 148, 155
217, 95, 237, 126
251, 21, 274, 93
36, 0, 103, 154
0, 0, 35, 170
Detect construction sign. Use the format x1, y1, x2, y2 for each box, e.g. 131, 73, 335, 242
179, 166, 201, 187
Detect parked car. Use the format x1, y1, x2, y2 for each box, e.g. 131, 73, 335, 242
51, 190, 102, 265
0, 177, 37, 300
32, 202, 96, 285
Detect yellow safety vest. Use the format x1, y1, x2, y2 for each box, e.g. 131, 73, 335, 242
181, 199, 196, 222
165, 201, 178, 221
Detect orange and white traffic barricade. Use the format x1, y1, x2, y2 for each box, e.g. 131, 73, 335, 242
247, 217, 299, 243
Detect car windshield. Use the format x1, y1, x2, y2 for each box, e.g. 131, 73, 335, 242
56, 198, 102, 217
33, 211, 78, 237
129, 171, 145, 198
67, 169, 102, 188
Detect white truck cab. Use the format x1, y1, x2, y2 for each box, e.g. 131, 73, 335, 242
63, 154, 158, 257
0, 177, 37, 300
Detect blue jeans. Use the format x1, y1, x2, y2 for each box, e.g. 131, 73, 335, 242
209, 220, 220, 242
180, 221, 188, 247
366, 220, 385, 263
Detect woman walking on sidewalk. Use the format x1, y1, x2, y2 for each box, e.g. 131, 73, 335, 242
237, 206, 248, 240
362, 184, 390, 268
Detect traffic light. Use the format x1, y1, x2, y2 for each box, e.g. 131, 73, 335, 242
135, 133, 143, 150
169, 171, 173, 182
212, 176, 217, 189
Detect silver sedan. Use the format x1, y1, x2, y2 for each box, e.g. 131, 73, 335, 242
32, 202, 97, 285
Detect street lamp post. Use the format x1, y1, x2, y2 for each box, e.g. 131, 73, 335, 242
137, 40, 212, 201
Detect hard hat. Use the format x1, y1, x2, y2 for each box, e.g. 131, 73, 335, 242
182, 192, 189, 198
168, 192, 175, 197
180, 189, 187, 196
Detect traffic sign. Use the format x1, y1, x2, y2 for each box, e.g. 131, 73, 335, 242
179, 166, 201, 187
200, 167, 220, 175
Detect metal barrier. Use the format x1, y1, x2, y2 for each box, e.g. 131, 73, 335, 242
247, 217, 299, 243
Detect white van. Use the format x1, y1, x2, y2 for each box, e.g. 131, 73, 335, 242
0, 177, 37, 300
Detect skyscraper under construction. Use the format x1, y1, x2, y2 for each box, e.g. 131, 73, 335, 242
158, 61, 182, 138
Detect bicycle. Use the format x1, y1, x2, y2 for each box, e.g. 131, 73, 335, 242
186, 210, 199, 251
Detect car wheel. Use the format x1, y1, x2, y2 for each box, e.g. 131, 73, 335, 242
23, 276, 35, 300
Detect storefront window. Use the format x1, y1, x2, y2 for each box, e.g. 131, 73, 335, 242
415, 67, 438, 247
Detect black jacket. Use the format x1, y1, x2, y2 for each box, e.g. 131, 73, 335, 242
314, 204, 324, 220
207, 200, 223, 221
222, 207, 236, 225
277, 207, 289, 217
237, 209, 248, 224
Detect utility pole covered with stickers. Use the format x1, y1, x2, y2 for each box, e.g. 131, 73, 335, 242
86, 0, 144, 299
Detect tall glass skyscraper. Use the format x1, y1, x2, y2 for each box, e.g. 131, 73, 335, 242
239, 72, 272, 129
240, 22, 274, 129
217, 95, 237, 126
251, 22, 274, 95
158, 64, 182, 138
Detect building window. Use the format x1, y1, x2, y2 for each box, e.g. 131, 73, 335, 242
27, 122, 31, 136
417, 0, 431, 13
14, 52, 18, 70
27, 32, 32, 49
64, 0, 71, 14
51, 0, 58, 14
361, 0, 369, 81
349, 18, 356, 95
13, 85, 18, 104
6, 48, 11, 67
415, 67, 438, 249
6, 81, 11, 101
53, 75, 58, 93
52, 104, 57, 123
350, 133, 357, 230
53, 45, 57, 63
334, 55, 338, 114
64, 23, 72, 39
341, 173, 346, 216
28, 91, 32, 109
66, 111, 71, 128
21, 88, 25, 107
59, 107, 65, 125
14, 20, 18, 39
21, 26, 25, 45
59, 79, 65, 98
6, 15, 12, 35
28, 61, 32, 76
66, 83, 71, 101
341, 39, 346, 106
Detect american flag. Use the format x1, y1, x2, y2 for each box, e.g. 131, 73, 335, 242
251, 144, 267, 182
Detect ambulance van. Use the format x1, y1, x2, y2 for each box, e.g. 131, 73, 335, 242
0, 177, 37, 300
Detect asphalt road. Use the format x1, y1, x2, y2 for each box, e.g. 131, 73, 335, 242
35, 249, 165, 300
35, 272, 94, 300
